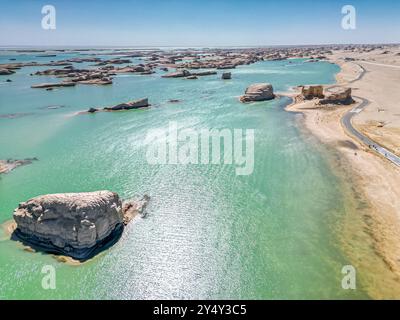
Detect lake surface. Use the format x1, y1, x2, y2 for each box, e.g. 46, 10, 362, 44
0, 51, 368, 299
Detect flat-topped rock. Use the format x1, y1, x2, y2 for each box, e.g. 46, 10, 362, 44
240, 83, 275, 102
79, 78, 112, 85
12, 191, 149, 261
103, 98, 149, 111
31, 82, 76, 89
161, 70, 191, 78
301, 85, 324, 99
320, 86, 354, 105
191, 70, 217, 76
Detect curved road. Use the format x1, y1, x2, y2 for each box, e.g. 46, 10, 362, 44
341, 95, 400, 167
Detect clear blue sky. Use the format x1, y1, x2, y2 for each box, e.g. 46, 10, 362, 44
0, 0, 399, 46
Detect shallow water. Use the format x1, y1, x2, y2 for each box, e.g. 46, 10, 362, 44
0, 52, 368, 299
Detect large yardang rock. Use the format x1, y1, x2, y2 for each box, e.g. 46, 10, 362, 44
240, 83, 275, 103
12, 191, 125, 260
320, 86, 354, 105
301, 85, 324, 99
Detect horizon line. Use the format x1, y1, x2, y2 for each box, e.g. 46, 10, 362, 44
0, 42, 399, 49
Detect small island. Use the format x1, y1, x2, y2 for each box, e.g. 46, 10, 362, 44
12, 191, 149, 261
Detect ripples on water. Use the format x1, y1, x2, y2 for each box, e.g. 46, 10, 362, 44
0, 54, 368, 299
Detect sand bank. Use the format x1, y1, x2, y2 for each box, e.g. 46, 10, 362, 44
286, 51, 400, 298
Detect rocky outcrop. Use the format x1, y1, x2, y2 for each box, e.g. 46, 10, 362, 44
84, 98, 150, 114
12, 191, 150, 261
320, 86, 354, 105
31, 82, 76, 89
0, 68, 15, 75
240, 83, 275, 102
161, 70, 191, 78
122, 195, 150, 224
88, 107, 99, 113
103, 98, 149, 111
0, 158, 38, 174
65, 57, 102, 63
79, 78, 112, 85
222, 72, 231, 80
191, 70, 217, 77
94, 59, 132, 66
301, 85, 324, 99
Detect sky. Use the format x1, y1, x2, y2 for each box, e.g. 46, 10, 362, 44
0, 0, 399, 47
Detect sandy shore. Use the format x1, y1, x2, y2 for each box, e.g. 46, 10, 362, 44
286, 49, 400, 298
330, 48, 400, 156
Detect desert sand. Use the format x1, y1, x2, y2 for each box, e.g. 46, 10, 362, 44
330, 47, 400, 155
287, 46, 400, 298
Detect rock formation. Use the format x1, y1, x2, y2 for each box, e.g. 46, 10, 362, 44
94, 59, 132, 66
191, 70, 217, 76
161, 70, 191, 78
320, 87, 354, 105
122, 195, 150, 224
301, 85, 324, 99
0, 68, 15, 75
0, 158, 38, 174
79, 78, 112, 85
31, 82, 76, 89
240, 83, 275, 102
222, 72, 231, 80
103, 98, 149, 111
88, 108, 99, 113
12, 191, 150, 261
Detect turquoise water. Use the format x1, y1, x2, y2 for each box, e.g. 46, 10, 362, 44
0, 52, 367, 299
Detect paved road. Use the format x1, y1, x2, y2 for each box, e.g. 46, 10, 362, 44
341, 96, 400, 167
358, 61, 400, 70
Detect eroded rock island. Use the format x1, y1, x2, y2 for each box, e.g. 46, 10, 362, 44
12, 191, 149, 261
240, 83, 275, 102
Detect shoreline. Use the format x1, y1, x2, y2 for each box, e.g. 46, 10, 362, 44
285, 58, 400, 298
